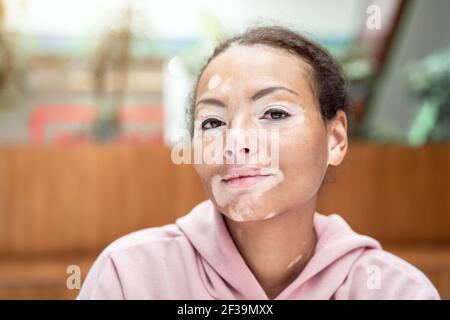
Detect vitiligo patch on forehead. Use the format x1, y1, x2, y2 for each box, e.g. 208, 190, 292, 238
207, 74, 222, 90
219, 77, 233, 93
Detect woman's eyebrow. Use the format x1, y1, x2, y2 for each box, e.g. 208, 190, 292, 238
195, 98, 226, 108
251, 86, 298, 101
195, 86, 298, 108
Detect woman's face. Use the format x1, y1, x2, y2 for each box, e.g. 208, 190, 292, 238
193, 44, 347, 222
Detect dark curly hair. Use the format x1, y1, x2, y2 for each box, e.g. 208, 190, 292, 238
187, 25, 350, 134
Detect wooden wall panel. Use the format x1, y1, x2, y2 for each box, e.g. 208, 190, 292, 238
0, 145, 206, 256
318, 143, 450, 244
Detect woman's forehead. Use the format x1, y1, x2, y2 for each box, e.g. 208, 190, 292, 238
197, 44, 313, 98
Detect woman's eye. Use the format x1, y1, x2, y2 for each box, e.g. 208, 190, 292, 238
261, 108, 291, 120
201, 118, 226, 130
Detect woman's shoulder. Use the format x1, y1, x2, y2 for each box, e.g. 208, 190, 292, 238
102, 223, 187, 255
91, 222, 197, 271
336, 247, 441, 299
312, 212, 440, 299
77, 223, 191, 299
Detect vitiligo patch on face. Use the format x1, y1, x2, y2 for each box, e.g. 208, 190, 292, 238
207, 74, 222, 90
229, 200, 255, 222
252, 104, 307, 130
211, 167, 284, 222
219, 77, 233, 94
263, 211, 277, 220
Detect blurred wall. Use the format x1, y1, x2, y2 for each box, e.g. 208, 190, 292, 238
364, 0, 450, 141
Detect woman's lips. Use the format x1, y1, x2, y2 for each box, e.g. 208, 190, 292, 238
221, 167, 273, 189
223, 175, 272, 188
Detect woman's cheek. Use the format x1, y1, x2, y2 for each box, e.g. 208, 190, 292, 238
194, 150, 215, 183
278, 127, 327, 188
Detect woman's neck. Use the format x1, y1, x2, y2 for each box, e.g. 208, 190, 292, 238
223, 196, 318, 299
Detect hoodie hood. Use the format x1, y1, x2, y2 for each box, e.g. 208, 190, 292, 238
175, 200, 382, 299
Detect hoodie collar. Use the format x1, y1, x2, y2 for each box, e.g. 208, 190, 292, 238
176, 200, 381, 299
176, 200, 268, 299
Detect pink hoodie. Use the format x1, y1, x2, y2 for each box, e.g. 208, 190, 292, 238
77, 200, 440, 300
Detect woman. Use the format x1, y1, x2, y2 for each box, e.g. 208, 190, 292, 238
77, 26, 440, 299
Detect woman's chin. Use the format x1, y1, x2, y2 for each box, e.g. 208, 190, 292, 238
221, 202, 279, 222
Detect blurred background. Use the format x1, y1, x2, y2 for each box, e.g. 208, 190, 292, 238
0, 0, 449, 299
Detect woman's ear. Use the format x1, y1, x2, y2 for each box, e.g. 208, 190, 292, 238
327, 110, 348, 166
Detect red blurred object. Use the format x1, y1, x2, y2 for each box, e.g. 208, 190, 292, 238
117, 105, 163, 123
117, 106, 164, 145
29, 105, 164, 145
29, 105, 97, 145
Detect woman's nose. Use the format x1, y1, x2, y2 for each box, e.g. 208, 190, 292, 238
224, 146, 250, 158
223, 129, 255, 164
